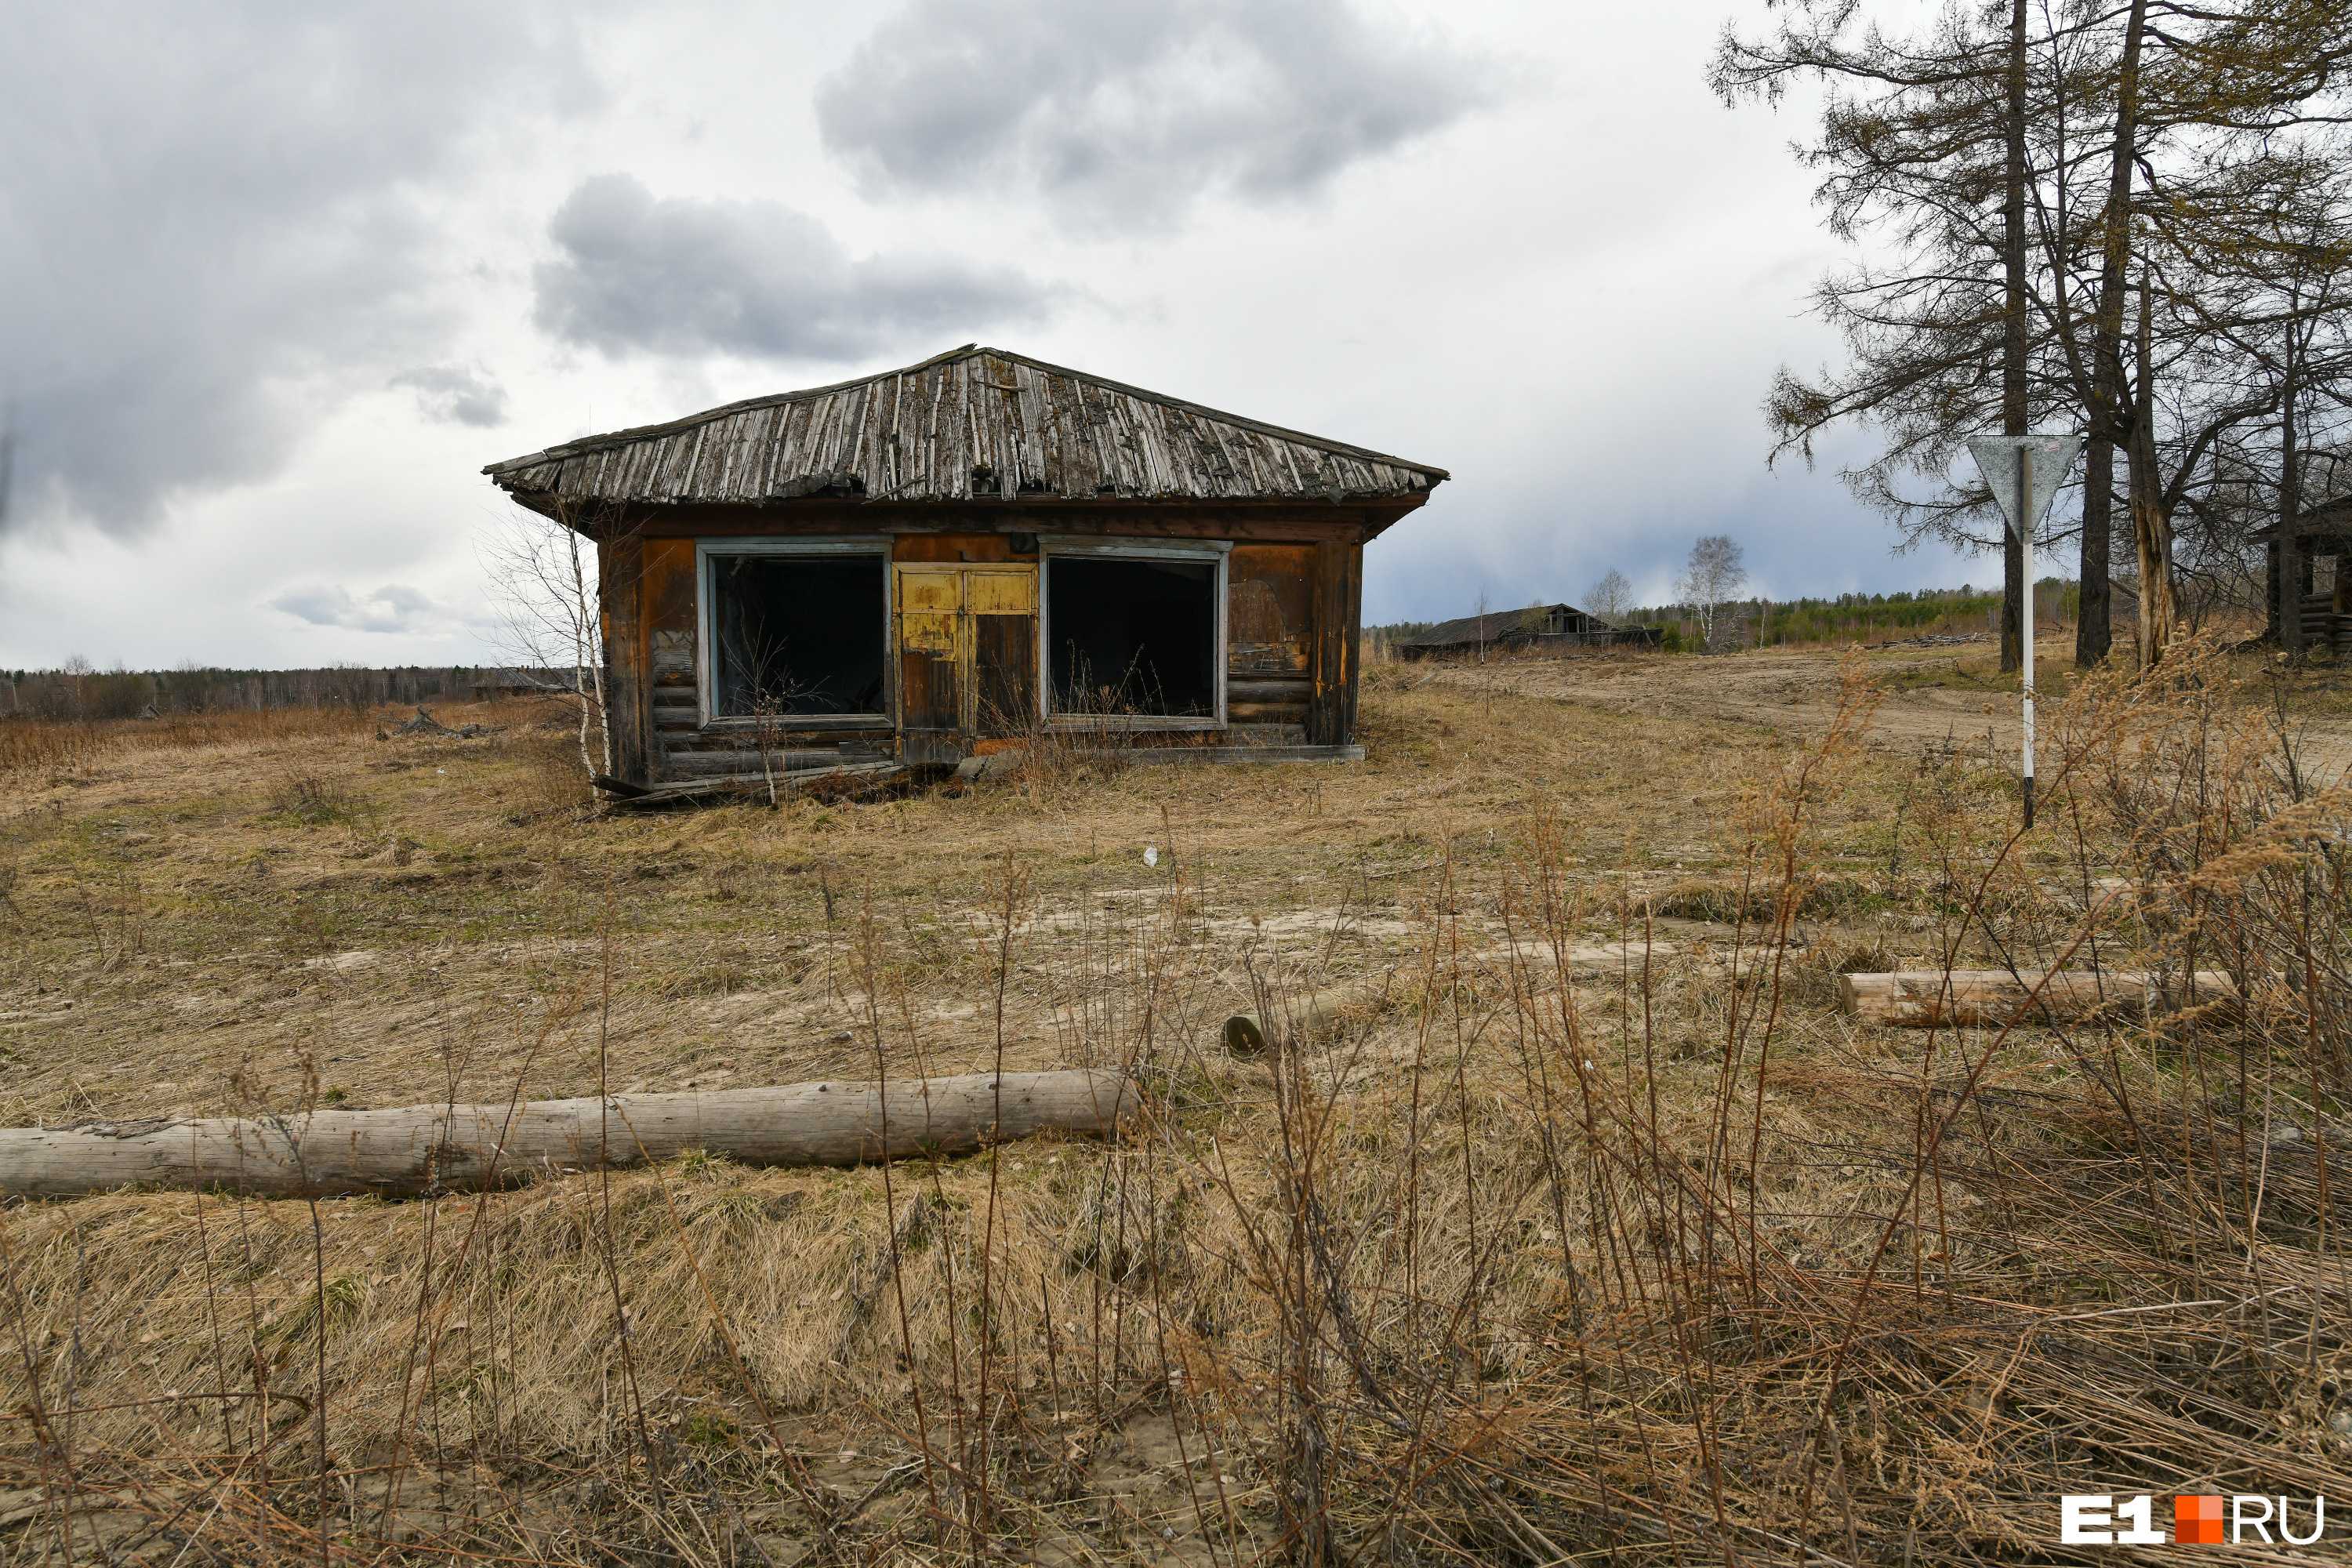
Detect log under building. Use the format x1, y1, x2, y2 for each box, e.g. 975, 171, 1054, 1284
485, 346, 1447, 789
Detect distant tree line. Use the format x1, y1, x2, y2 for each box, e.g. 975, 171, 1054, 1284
1626, 583, 2071, 652
0, 662, 564, 722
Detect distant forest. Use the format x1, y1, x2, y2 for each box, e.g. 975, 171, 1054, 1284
0, 663, 568, 722
1372, 580, 2099, 653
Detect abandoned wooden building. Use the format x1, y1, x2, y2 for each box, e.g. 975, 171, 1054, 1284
2263, 495, 2352, 656
485, 345, 1447, 789
1392, 603, 1656, 660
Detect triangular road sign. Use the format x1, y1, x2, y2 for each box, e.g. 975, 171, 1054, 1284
1967, 434, 2082, 537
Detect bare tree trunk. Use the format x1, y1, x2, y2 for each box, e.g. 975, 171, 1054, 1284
566, 529, 611, 776
2078, 434, 2114, 665
1999, 0, 2031, 673
2129, 285, 2178, 664
2082, 0, 2150, 666
2278, 308, 2304, 656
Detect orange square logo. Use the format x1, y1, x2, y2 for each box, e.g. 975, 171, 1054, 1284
2174, 1494, 2223, 1544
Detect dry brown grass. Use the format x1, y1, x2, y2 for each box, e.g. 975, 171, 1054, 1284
0, 708, 383, 782
2, 652, 2348, 1563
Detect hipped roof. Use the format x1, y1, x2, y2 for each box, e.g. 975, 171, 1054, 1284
485, 344, 1447, 514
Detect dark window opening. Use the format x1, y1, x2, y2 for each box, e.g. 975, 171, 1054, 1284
710, 554, 887, 717
1047, 556, 1218, 717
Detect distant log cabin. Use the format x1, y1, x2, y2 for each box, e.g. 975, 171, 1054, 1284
485, 345, 1446, 788
1392, 603, 1657, 660
2260, 495, 2352, 657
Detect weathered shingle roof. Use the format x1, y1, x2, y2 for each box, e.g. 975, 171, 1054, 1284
485, 344, 1448, 510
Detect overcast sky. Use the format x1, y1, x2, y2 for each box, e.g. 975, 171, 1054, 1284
0, 0, 1983, 670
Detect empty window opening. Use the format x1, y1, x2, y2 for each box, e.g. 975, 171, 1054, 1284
709, 554, 887, 717
1047, 556, 1218, 717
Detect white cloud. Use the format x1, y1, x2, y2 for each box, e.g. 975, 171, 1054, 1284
270, 583, 446, 635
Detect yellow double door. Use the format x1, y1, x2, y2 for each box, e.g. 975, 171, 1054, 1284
894, 563, 1038, 763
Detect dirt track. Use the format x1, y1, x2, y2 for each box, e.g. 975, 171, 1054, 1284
1430, 643, 2352, 776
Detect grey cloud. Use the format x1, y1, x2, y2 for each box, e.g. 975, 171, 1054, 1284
817, 0, 1491, 227
532, 174, 1062, 360
390, 365, 510, 428
0, 2, 591, 539
271, 583, 442, 635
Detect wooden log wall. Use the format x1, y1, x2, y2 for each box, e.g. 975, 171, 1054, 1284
1227, 543, 1316, 739
605, 510, 1380, 779
642, 537, 697, 760
1305, 539, 1363, 746
630, 535, 897, 782
600, 533, 651, 785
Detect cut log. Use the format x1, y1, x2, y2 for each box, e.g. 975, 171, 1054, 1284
0, 1069, 1133, 1201
590, 772, 652, 798
1223, 979, 1399, 1054
1225, 700, 1312, 724
612, 761, 906, 808
1226, 677, 1314, 705
1220, 940, 1703, 1051
1838, 970, 2235, 1028
1123, 744, 1366, 767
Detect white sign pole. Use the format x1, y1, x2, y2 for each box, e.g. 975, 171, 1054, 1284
2017, 444, 2034, 829
1966, 434, 2080, 832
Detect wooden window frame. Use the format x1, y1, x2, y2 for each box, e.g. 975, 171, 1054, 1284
1037, 537, 1229, 731
694, 536, 893, 729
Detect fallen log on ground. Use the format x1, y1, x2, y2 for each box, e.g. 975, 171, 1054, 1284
1223, 978, 1401, 1053
1220, 940, 1706, 1053
605, 760, 906, 808
386, 706, 495, 739
0, 1069, 1133, 1201
1838, 970, 2236, 1028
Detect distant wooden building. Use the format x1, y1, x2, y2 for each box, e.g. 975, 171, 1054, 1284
2260, 496, 2352, 655
485, 345, 1446, 787
1392, 603, 1656, 660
